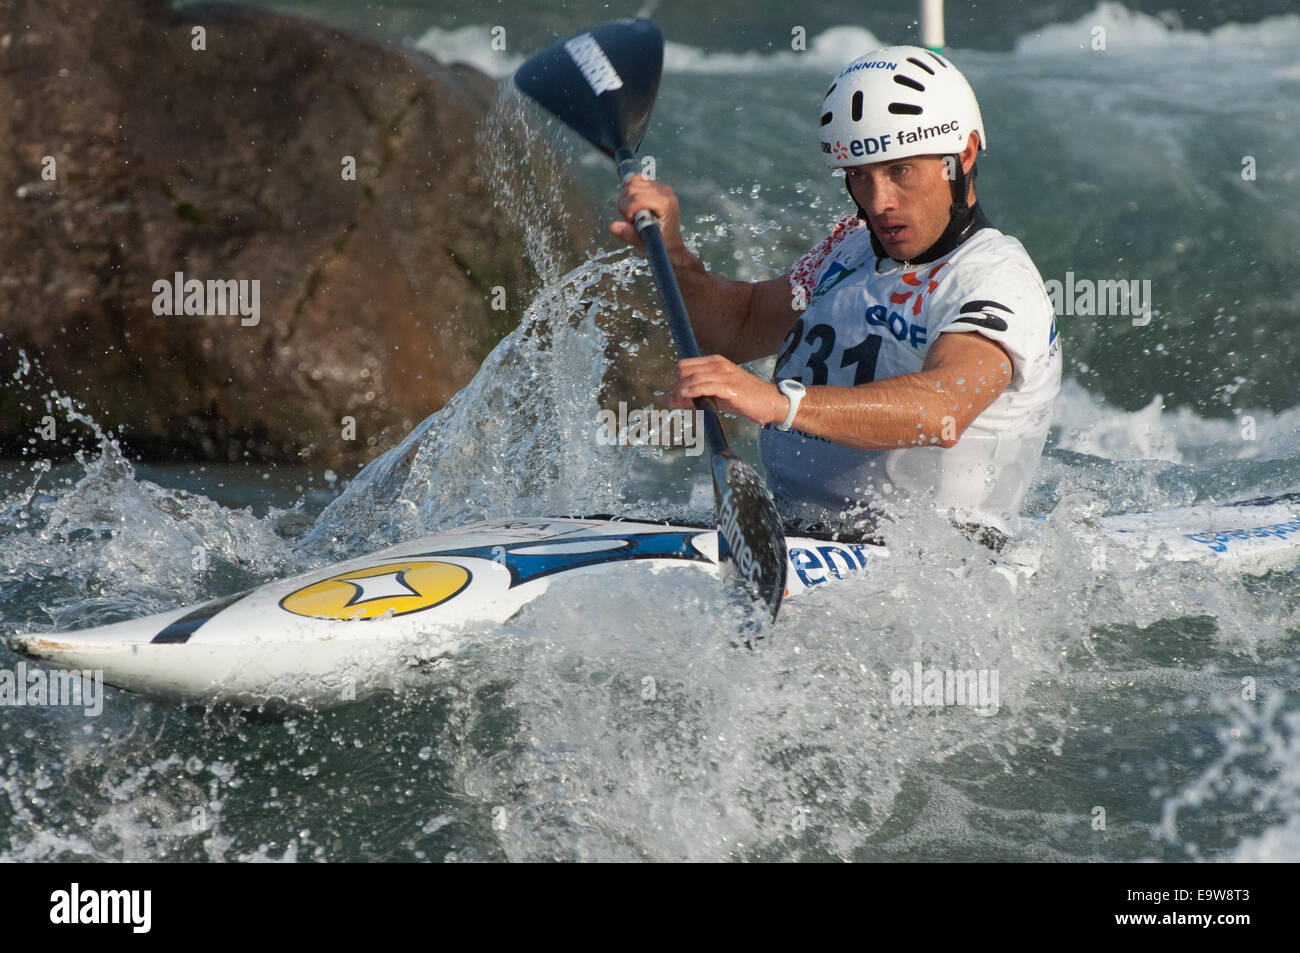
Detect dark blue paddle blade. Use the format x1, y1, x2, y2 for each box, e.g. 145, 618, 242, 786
712, 450, 788, 620
513, 19, 663, 158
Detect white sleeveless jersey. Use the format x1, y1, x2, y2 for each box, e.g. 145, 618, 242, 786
759, 215, 1062, 531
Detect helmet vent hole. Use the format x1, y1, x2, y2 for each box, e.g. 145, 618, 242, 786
893, 74, 926, 92
820, 111, 833, 127
888, 102, 923, 116
825, 83, 837, 98
925, 51, 949, 68
850, 91, 863, 121
907, 56, 936, 76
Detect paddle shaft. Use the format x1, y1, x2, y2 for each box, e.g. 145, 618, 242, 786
616, 149, 731, 458
514, 27, 788, 620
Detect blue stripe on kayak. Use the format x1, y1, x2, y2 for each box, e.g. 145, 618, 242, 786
410, 530, 712, 589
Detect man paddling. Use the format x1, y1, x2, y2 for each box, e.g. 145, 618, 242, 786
611, 46, 1061, 540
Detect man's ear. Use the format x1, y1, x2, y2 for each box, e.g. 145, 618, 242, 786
961, 131, 980, 174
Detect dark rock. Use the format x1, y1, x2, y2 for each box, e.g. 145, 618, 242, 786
0, 0, 601, 466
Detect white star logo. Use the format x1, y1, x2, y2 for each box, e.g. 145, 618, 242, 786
342, 570, 421, 607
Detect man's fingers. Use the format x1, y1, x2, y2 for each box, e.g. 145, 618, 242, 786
677, 354, 724, 372
676, 371, 737, 401
618, 176, 674, 221
608, 220, 643, 248
669, 355, 764, 422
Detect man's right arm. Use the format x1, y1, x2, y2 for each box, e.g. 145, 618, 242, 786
610, 175, 800, 364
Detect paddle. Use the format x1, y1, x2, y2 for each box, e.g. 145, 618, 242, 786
514, 19, 789, 621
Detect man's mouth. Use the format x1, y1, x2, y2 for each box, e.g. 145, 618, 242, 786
877, 223, 906, 243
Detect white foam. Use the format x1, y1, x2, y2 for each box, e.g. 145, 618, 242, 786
1169, 693, 1300, 862
410, 25, 523, 78
411, 14, 1300, 80
665, 26, 884, 74
410, 25, 884, 79
1234, 813, 1300, 862
1052, 378, 1300, 465
1015, 1, 1300, 54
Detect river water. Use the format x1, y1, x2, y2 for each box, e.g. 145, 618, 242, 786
1, 1, 1297, 861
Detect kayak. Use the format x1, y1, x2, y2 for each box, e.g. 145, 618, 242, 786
7, 517, 876, 706
8, 493, 1300, 706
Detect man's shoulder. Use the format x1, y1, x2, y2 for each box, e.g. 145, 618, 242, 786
950, 227, 1037, 269
940, 228, 1049, 299
930, 226, 1061, 382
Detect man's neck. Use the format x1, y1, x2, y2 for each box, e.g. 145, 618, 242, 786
870, 197, 991, 266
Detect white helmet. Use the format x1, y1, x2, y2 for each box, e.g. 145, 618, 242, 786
819, 46, 986, 167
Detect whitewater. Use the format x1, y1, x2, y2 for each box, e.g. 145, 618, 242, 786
1, 2, 1297, 862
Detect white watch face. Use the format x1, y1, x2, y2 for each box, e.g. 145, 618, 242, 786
777, 379, 805, 431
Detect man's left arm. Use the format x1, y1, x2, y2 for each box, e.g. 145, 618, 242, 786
667, 331, 1012, 450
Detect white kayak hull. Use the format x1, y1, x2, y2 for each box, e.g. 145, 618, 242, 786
9, 495, 1300, 706
8, 518, 881, 705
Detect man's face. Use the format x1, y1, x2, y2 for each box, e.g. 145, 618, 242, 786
845, 154, 958, 262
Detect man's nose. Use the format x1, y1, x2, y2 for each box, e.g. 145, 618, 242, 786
864, 177, 897, 217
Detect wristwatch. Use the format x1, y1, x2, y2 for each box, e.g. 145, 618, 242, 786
776, 379, 806, 431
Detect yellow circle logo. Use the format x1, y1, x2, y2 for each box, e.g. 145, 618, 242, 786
280, 561, 472, 620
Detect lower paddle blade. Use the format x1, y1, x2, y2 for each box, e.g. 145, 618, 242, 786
512, 19, 663, 158
711, 451, 789, 620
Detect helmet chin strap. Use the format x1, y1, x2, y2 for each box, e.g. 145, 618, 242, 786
848, 156, 989, 266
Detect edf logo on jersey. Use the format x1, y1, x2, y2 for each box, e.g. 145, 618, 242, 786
811, 260, 950, 350
866, 304, 926, 348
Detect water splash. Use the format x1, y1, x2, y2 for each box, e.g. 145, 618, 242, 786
301, 250, 652, 554
0, 354, 297, 634
302, 85, 677, 553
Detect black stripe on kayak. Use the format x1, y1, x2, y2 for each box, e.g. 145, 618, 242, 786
1226, 491, 1300, 508
152, 590, 251, 644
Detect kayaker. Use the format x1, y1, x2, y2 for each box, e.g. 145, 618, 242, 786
611, 46, 1062, 541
